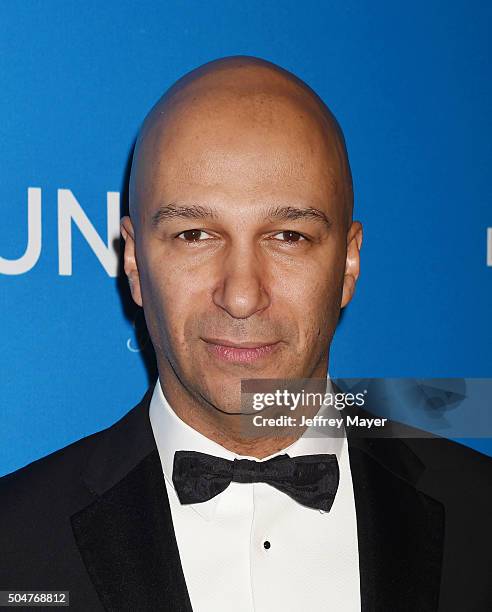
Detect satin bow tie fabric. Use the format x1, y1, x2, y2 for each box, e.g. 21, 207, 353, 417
172, 450, 340, 512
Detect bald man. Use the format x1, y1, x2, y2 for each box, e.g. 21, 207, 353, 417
0, 57, 491, 612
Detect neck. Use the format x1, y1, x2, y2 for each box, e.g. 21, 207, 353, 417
157, 358, 330, 459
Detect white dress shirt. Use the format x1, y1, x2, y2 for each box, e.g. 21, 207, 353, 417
149, 378, 361, 612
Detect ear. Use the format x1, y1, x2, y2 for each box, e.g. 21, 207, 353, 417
120, 216, 143, 307
341, 221, 363, 308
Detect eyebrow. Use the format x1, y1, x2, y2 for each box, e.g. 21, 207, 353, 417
151, 203, 218, 226
264, 205, 332, 230
151, 203, 332, 230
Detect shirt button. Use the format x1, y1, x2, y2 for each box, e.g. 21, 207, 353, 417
263, 540, 271, 549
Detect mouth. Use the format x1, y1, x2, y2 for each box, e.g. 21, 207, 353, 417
201, 338, 282, 364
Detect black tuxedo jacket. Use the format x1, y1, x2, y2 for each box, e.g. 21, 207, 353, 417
1, 388, 491, 611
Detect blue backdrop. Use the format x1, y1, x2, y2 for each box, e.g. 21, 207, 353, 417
1, 0, 491, 477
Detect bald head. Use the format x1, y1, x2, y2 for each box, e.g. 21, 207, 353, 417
129, 55, 353, 228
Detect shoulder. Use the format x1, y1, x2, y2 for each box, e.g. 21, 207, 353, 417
374, 416, 492, 507
0, 424, 112, 577
404, 434, 492, 499
359, 407, 492, 476
0, 389, 155, 585
0, 388, 152, 506
0, 423, 109, 519
404, 433, 491, 471
0, 388, 154, 520
348, 409, 492, 504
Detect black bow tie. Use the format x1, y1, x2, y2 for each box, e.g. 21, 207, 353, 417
172, 450, 339, 512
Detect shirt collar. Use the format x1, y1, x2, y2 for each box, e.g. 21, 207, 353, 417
149, 376, 344, 521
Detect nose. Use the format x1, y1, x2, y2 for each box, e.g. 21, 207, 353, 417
212, 245, 270, 319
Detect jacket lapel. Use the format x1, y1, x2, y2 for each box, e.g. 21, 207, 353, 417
347, 430, 445, 611
70, 391, 192, 612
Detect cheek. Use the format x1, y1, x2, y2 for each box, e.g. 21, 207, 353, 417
141, 255, 212, 354
137, 263, 173, 332
275, 260, 343, 341
141, 245, 200, 309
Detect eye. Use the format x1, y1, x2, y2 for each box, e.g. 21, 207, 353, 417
271, 230, 307, 243
177, 229, 211, 242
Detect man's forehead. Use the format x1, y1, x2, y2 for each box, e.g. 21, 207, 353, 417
158, 141, 339, 191
141, 95, 340, 188
143, 148, 340, 225
130, 56, 353, 224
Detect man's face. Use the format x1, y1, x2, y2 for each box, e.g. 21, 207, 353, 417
124, 92, 360, 413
